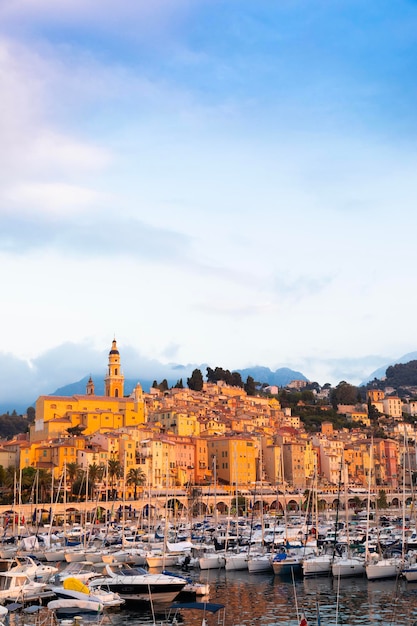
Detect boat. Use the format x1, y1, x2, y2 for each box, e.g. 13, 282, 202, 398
0, 570, 49, 602
365, 554, 403, 580
48, 577, 124, 615
161, 570, 210, 600
88, 564, 187, 604
331, 553, 365, 578
302, 552, 334, 577
56, 561, 102, 584
247, 552, 273, 573
224, 549, 248, 571
271, 547, 305, 577
13, 555, 58, 583
47, 598, 104, 616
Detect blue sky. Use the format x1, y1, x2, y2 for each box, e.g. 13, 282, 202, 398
1, 0, 417, 406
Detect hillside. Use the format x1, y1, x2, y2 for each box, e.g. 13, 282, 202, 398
366, 359, 417, 395
362, 351, 417, 384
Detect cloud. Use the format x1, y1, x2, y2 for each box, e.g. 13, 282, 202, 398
0, 340, 197, 410
0, 37, 112, 232
0, 214, 191, 260
3, 182, 104, 217
292, 355, 393, 386
0, 0, 192, 27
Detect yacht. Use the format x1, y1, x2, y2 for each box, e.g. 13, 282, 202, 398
88, 565, 187, 604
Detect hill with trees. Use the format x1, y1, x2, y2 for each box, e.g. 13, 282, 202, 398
366, 359, 417, 396
0, 409, 33, 439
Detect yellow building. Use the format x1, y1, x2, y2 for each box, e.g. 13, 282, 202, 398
31, 340, 146, 443
147, 410, 201, 437
367, 389, 384, 403
206, 436, 258, 486
262, 439, 282, 486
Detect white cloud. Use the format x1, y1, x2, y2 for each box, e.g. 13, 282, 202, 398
0, 38, 111, 218
3, 182, 104, 216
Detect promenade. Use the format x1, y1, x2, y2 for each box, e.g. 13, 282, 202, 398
0, 487, 411, 526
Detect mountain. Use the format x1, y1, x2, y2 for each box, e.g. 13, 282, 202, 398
50, 365, 308, 397
361, 351, 417, 385
236, 366, 308, 387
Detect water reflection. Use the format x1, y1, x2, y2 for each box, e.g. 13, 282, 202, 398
42, 571, 417, 626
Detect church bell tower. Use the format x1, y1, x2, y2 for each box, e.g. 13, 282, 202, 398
104, 339, 125, 398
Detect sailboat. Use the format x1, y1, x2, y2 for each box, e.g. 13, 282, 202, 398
272, 456, 308, 578
331, 455, 365, 578
247, 442, 272, 573
365, 440, 402, 581
225, 447, 249, 571
302, 462, 335, 577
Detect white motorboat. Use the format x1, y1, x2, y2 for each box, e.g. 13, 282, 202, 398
57, 561, 101, 584
0, 570, 47, 601
88, 565, 187, 604
47, 598, 103, 615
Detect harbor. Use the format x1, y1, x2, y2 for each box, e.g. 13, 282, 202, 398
1, 507, 417, 626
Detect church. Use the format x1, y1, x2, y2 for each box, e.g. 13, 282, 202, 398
30, 339, 145, 443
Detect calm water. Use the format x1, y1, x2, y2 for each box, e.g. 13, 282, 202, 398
98, 570, 417, 626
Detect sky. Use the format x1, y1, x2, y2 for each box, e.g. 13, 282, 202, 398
1, 0, 417, 408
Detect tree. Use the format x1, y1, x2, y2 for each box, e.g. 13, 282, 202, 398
377, 489, 388, 510
26, 407, 36, 422
67, 425, 85, 436
367, 398, 381, 422
4, 466, 17, 491
37, 469, 52, 503
231, 372, 243, 388
174, 379, 184, 389
66, 462, 80, 484
330, 381, 359, 409
244, 376, 257, 396
108, 458, 122, 498
126, 467, 146, 499
300, 390, 315, 403
87, 463, 104, 498
66, 462, 81, 500
187, 369, 204, 391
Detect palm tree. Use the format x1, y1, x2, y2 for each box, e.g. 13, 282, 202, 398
88, 463, 105, 499
126, 467, 146, 500
66, 462, 80, 484
37, 469, 52, 503
4, 466, 17, 497
108, 458, 122, 499
66, 462, 81, 502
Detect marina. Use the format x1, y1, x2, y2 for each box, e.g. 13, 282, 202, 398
4, 516, 417, 626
